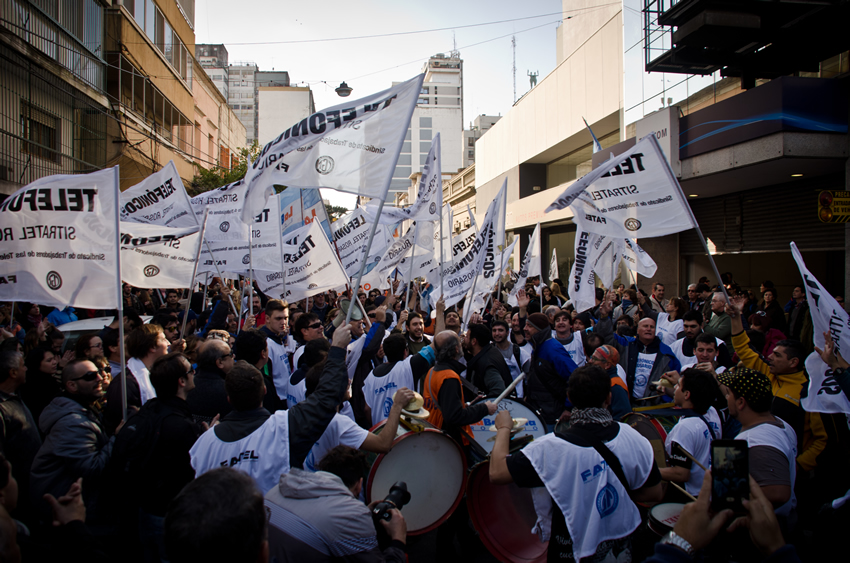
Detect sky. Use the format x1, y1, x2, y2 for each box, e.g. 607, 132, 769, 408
195, 0, 584, 208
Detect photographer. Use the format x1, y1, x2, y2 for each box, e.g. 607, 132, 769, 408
265, 445, 406, 562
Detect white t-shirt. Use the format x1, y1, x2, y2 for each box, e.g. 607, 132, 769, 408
665, 407, 722, 495
266, 334, 292, 400
303, 413, 369, 472
655, 313, 683, 347
737, 419, 798, 518
557, 332, 586, 367
633, 352, 656, 398
362, 359, 414, 426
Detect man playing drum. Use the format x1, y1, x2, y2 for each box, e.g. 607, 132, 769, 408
489, 365, 663, 562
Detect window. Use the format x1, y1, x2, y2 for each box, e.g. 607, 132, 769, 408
417, 98, 429, 104
468, 150, 474, 159
419, 117, 432, 128
145, 0, 155, 43
220, 147, 230, 169
405, 130, 411, 141
393, 166, 411, 179
401, 142, 411, 153
468, 137, 474, 147
397, 154, 411, 166
420, 129, 431, 140
420, 154, 428, 165
419, 142, 431, 153
20, 102, 60, 163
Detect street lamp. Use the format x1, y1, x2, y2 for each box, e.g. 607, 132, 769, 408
335, 81, 352, 97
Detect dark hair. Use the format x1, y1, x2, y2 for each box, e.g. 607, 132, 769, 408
152, 312, 178, 329
775, 339, 806, 365
491, 320, 509, 332
234, 329, 268, 366
762, 280, 775, 289
304, 359, 328, 397
150, 352, 190, 398
695, 283, 710, 294
225, 361, 265, 411
46, 326, 65, 342
74, 334, 100, 360
467, 323, 491, 348
553, 310, 570, 322
763, 287, 777, 298
198, 339, 231, 370
682, 310, 703, 324
123, 309, 144, 330
265, 299, 287, 318
0, 452, 9, 490
382, 333, 408, 363
293, 312, 320, 344
595, 287, 605, 301
101, 328, 120, 355
299, 338, 331, 370
694, 333, 717, 349
166, 289, 179, 297
668, 297, 687, 319
584, 333, 603, 358
0, 351, 22, 384
61, 358, 95, 385
25, 347, 53, 374
164, 467, 266, 563
746, 329, 766, 356
615, 314, 634, 327
406, 311, 422, 328
567, 365, 611, 409
680, 368, 719, 414
126, 324, 163, 359
317, 445, 369, 488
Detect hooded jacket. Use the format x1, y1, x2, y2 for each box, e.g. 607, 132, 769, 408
264, 468, 405, 562
30, 396, 114, 522
524, 328, 578, 425
466, 343, 513, 398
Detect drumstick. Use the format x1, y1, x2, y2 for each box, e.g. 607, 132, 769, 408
634, 394, 664, 402
493, 373, 525, 405
668, 481, 697, 502
675, 443, 708, 472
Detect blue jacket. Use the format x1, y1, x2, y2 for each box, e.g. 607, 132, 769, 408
524, 329, 578, 425
46, 307, 77, 326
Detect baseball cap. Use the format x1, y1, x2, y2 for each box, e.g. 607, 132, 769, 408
718, 367, 773, 406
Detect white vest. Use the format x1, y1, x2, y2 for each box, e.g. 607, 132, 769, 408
266, 334, 293, 400
521, 425, 654, 560
670, 335, 724, 368
665, 407, 722, 495
362, 359, 415, 426
190, 411, 290, 495
655, 313, 683, 347
737, 419, 798, 518
558, 332, 586, 367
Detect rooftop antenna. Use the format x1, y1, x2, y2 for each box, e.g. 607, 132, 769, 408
512, 36, 517, 103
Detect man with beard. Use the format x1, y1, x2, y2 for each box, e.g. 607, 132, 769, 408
491, 320, 530, 398
669, 310, 733, 369
464, 323, 512, 398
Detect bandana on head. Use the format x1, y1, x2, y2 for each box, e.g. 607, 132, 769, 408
718, 367, 773, 407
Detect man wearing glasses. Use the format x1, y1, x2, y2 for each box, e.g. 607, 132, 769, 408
187, 340, 236, 425
31, 358, 120, 524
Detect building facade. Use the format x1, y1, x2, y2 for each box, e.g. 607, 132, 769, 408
461, 115, 500, 168
192, 57, 247, 172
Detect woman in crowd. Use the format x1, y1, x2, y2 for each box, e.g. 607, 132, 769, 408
22, 346, 62, 426
759, 287, 788, 334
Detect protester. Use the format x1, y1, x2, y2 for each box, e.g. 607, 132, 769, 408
235, 328, 285, 413
586, 345, 630, 420
669, 310, 733, 369
260, 299, 296, 402
186, 339, 235, 424
21, 347, 62, 428
490, 319, 530, 397
463, 323, 512, 397
552, 309, 586, 366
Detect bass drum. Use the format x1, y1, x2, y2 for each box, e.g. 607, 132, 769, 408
469, 398, 547, 455
366, 424, 467, 535
467, 460, 547, 563
648, 503, 685, 537
620, 412, 668, 469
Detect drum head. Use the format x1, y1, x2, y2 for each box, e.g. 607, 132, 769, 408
470, 399, 547, 454
367, 429, 466, 535
648, 503, 685, 536
467, 461, 547, 563
621, 413, 668, 469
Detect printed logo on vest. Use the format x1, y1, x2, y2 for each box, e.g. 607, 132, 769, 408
596, 483, 619, 518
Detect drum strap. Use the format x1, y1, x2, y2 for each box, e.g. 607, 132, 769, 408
685, 413, 717, 440
555, 426, 633, 496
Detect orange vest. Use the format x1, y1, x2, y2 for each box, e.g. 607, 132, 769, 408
611, 376, 628, 394
423, 367, 472, 444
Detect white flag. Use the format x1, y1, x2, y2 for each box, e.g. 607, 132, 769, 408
507, 223, 542, 306
791, 243, 850, 414
361, 223, 418, 292
427, 183, 505, 308
365, 133, 443, 224
331, 208, 389, 278
620, 238, 657, 278
568, 228, 599, 313
586, 232, 621, 290
119, 161, 197, 228
120, 223, 201, 289
245, 74, 425, 199
467, 204, 478, 233
549, 248, 559, 283
189, 179, 271, 242
256, 221, 348, 302
567, 134, 696, 238
0, 168, 119, 309
433, 203, 455, 264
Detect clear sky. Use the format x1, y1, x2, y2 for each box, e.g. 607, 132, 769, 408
195, 0, 585, 208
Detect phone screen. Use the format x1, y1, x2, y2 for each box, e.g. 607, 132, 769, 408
711, 440, 749, 513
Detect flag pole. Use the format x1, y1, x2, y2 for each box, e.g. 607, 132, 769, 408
180, 208, 209, 339
203, 242, 240, 318
278, 219, 288, 301
439, 208, 445, 303
405, 222, 417, 311
346, 197, 388, 324
111, 167, 128, 422
497, 184, 507, 301
200, 273, 210, 314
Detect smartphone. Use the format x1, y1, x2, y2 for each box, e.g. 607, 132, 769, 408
711, 439, 749, 514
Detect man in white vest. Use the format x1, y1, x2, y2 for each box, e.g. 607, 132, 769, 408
488, 365, 663, 562
260, 299, 296, 402
553, 310, 586, 367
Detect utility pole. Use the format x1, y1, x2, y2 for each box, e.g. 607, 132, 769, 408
512, 36, 517, 103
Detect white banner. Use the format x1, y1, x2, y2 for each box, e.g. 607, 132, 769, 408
434, 203, 454, 264
361, 223, 418, 292
196, 196, 284, 275
427, 183, 505, 308
568, 228, 598, 313
256, 221, 348, 302
792, 243, 850, 414
587, 232, 621, 290
245, 74, 425, 199
365, 133, 442, 224
567, 134, 696, 239
331, 207, 388, 278
119, 160, 197, 228
507, 222, 541, 306
0, 168, 120, 309
549, 247, 559, 283
621, 238, 657, 278
189, 178, 272, 242
120, 223, 201, 288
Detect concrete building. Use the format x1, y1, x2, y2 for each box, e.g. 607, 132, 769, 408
192, 57, 247, 172
228, 62, 259, 144
461, 115, 500, 168
196, 43, 229, 99
256, 70, 314, 146
0, 0, 110, 196
475, 0, 850, 300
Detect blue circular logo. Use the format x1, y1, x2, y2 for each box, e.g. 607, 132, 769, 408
596, 483, 619, 518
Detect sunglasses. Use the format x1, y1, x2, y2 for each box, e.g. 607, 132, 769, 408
71, 370, 101, 382
308, 322, 323, 329
219, 352, 235, 360
186, 367, 195, 377
89, 342, 103, 349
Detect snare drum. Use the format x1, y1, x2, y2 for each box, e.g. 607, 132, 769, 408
620, 412, 669, 469
366, 423, 467, 535
469, 398, 547, 455
648, 503, 685, 536
467, 460, 548, 563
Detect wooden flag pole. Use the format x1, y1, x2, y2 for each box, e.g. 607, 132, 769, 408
180, 208, 209, 339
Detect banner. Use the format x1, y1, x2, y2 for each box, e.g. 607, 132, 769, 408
120, 223, 201, 288
568, 228, 598, 313
331, 207, 389, 278
196, 195, 284, 275
119, 161, 197, 228
507, 223, 542, 306
0, 167, 120, 309
301, 188, 332, 240
256, 221, 348, 301
189, 179, 271, 242
621, 238, 657, 279
565, 134, 696, 238
427, 183, 505, 308
244, 74, 425, 198
586, 232, 621, 290
791, 243, 850, 414
360, 222, 418, 292
549, 248, 559, 283
279, 186, 305, 236
365, 133, 442, 224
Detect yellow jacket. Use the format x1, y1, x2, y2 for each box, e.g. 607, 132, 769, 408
731, 331, 807, 407
798, 412, 828, 472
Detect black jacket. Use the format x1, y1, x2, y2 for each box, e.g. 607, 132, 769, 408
0, 390, 42, 521
103, 367, 141, 435
186, 365, 231, 424
466, 344, 512, 397
431, 359, 490, 447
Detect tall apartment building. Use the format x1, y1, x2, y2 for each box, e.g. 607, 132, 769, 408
390, 53, 464, 197
461, 115, 500, 168
196, 43, 229, 98
228, 62, 259, 144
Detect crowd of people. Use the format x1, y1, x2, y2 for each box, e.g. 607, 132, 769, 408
0, 271, 847, 562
